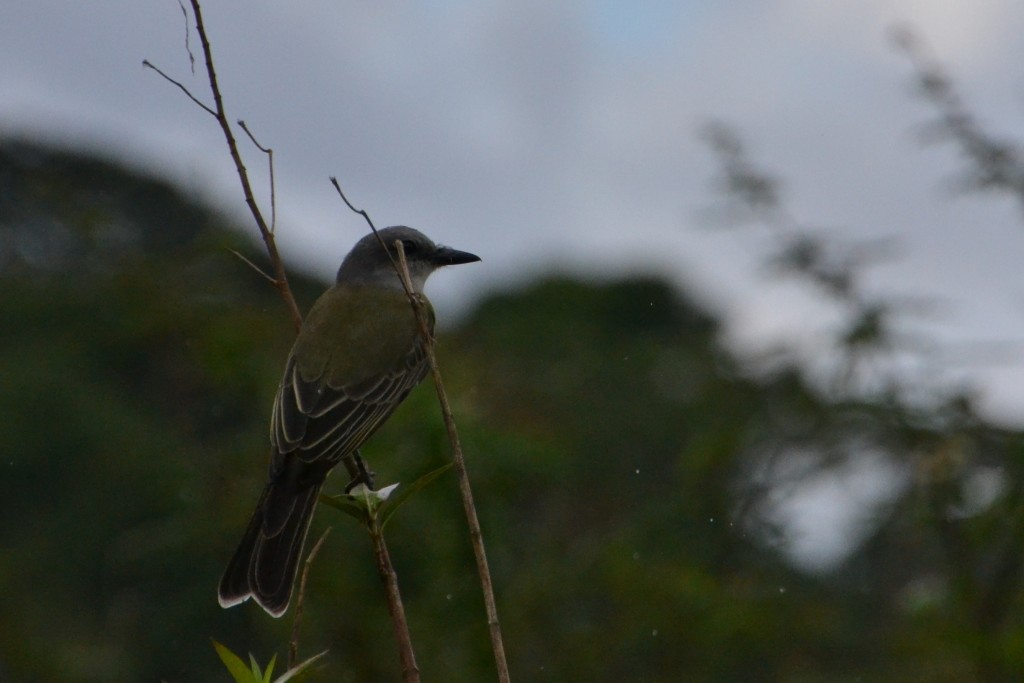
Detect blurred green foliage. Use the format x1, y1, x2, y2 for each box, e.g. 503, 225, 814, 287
2, 138, 1024, 683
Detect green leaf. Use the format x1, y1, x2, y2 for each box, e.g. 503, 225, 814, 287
249, 653, 262, 679
380, 462, 453, 530
276, 650, 329, 682
263, 653, 277, 683
319, 491, 370, 524
212, 640, 259, 683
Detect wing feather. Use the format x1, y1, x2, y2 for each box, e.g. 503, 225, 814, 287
269, 334, 430, 476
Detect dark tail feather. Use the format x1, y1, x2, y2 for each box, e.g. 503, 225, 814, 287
218, 479, 323, 618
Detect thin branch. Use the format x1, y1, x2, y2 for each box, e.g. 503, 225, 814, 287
183, 0, 302, 331
331, 179, 510, 680
227, 248, 276, 284
239, 119, 277, 233
289, 527, 331, 670
329, 178, 414, 299
369, 517, 420, 683
147, 1, 301, 330
330, 178, 381, 245
395, 246, 511, 683
329, 177, 369, 221
176, 0, 195, 74
141, 59, 216, 117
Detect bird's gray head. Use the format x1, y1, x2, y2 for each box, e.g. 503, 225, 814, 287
335, 226, 480, 292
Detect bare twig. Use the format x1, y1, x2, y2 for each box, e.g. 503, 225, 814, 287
395, 246, 511, 683
289, 527, 331, 670
330, 178, 377, 236
239, 119, 277, 232
329, 178, 416, 300
176, 0, 195, 74
187, 0, 301, 331
330, 178, 413, 298
141, 59, 216, 116
227, 248, 276, 284
331, 181, 510, 682
147, 0, 303, 331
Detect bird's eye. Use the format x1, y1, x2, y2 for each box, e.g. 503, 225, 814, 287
400, 239, 418, 254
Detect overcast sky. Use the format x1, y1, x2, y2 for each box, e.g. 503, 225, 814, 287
5, 1, 1024, 424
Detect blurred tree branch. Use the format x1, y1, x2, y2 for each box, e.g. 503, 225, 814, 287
891, 26, 1024, 214
700, 36, 1024, 678
701, 122, 908, 397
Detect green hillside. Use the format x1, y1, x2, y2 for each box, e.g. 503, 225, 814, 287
2, 138, 1023, 682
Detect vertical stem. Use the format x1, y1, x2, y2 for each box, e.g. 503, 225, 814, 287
326, 198, 512, 682
394, 245, 512, 683
425, 348, 511, 683
370, 518, 420, 683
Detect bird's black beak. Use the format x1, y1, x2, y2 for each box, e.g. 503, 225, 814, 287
432, 245, 481, 266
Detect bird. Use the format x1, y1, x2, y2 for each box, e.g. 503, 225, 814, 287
218, 226, 480, 617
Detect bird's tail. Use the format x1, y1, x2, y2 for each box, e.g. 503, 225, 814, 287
217, 477, 323, 617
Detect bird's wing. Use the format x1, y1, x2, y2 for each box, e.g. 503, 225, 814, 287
268, 337, 429, 474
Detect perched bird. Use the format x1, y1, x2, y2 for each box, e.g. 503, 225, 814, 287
218, 226, 480, 617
